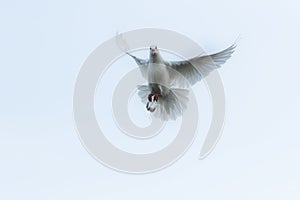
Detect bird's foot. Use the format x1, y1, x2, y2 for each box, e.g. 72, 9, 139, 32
146, 102, 156, 112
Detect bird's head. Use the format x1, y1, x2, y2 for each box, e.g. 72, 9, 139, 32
150, 45, 159, 56
149, 45, 163, 63
150, 45, 158, 56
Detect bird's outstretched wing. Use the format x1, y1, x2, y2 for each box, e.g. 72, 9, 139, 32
115, 32, 149, 79
127, 53, 149, 79
165, 44, 236, 86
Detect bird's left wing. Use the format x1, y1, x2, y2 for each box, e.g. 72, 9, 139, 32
127, 53, 149, 79
165, 44, 236, 86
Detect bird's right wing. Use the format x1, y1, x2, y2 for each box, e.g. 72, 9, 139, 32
115, 32, 149, 79
127, 53, 149, 79
165, 44, 236, 86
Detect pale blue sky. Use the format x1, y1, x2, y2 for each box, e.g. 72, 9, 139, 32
1, 0, 300, 199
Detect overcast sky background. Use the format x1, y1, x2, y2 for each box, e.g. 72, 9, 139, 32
1, 0, 300, 199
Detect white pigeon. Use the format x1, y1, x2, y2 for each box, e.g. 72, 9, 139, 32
125, 44, 236, 120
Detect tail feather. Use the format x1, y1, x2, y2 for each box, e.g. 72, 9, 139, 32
137, 85, 151, 104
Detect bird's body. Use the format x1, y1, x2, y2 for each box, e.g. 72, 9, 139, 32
126, 44, 236, 120
147, 63, 170, 96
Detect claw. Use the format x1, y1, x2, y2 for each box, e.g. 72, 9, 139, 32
146, 102, 156, 112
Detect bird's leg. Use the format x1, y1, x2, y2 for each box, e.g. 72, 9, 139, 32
154, 94, 160, 102
148, 93, 160, 102
148, 94, 154, 102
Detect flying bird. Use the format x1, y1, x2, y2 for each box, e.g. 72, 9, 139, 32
123, 43, 236, 120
